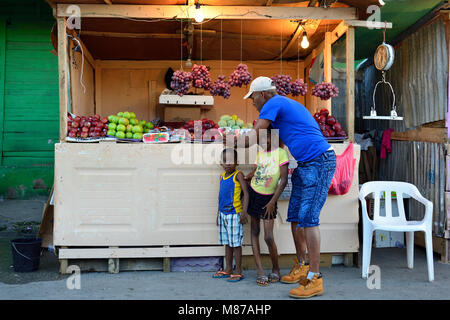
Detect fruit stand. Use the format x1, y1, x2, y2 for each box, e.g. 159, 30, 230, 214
44, 1, 390, 272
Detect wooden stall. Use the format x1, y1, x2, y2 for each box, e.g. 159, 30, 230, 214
44, 1, 390, 273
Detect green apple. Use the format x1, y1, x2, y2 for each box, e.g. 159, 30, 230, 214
108, 123, 117, 131
130, 118, 139, 126
118, 117, 129, 126
107, 130, 116, 136
117, 112, 123, 118
123, 111, 131, 119
116, 124, 126, 132
108, 115, 115, 123
133, 133, 143, 140
126, 125, 133, 132
126, 132, 133, 139
145, 122, 154, 129
132, 125, 144, 133
115, 131, 125, 139
139, 120, 146, 127
130, 112, 136, 119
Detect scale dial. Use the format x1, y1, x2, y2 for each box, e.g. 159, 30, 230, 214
374, 43, 394, 71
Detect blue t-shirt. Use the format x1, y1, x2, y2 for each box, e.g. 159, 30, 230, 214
259, 95, 330, 163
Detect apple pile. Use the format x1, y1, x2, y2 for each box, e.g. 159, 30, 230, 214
312, 82, 339, 100
170, 70, 193, 96
313, 108, 347, 138
271, 74, 292, 96
210, 75, 231, 99
229, 64, 252, 87
67, 114, 108, 138
182, 118, 219, 141
107, 111, 154, 140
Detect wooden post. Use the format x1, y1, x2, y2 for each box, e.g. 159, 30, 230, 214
324, 31, 332, 113
0, 19, 5, 164
346, 26, 355, 142
57, 18, 69, 141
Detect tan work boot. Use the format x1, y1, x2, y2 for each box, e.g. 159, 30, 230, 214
280, 259, 310, 284
289, 273, 323, 299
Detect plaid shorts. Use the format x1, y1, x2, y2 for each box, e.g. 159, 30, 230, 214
218, 211, 244, 247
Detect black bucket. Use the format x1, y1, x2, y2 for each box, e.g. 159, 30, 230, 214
10, 238, 42, 272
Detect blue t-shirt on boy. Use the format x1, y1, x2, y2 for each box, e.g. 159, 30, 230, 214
259, 95, 330, 163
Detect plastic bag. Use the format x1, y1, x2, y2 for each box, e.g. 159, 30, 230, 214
328, 142, 356, 195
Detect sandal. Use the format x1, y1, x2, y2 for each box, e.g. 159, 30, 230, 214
256, 275, 269, 286
227, 274, 245, 282
268, 272, 280, 283
212, 270, 231, 278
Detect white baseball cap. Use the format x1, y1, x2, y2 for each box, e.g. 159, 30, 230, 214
243, 76, 276, 99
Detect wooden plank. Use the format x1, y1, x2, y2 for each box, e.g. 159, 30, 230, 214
391, 127, 447, 144
3, 133, 58, 152
57, 17, 68, 142
414, 233, 449, 263
242, 253, 333, 270
323, 31, 332, 112
59, 246, 231, 259
0, 19, 6, 163
346, 26, 355, 142
345, 20, 393, 29
56, 4, 357, 20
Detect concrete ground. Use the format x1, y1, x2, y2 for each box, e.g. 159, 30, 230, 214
1, 198, 449, 300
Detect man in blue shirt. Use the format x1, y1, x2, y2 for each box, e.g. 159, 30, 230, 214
241, 76, 336, 298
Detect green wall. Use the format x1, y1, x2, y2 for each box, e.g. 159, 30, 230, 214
0, 0, 57, 198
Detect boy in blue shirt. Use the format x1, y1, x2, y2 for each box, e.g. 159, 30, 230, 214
213, 148, 249, 282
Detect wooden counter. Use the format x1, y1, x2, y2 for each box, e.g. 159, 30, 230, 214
54, 142, 360, 259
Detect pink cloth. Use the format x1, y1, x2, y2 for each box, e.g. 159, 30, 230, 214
380, 129, 394, 159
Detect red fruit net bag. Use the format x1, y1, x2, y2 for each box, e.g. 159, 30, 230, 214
328, 142, 356, 195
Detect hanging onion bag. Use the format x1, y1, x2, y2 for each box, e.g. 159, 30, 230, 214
328, 142, 356, 195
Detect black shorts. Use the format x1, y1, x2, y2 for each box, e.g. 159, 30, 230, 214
248, 186, 277, 220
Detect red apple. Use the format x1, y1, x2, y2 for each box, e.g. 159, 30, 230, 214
82, 127, 89, 133
326, 116, 336, 126
72, 121, 79, 128
74, 116, 81, 122
318, 115, 326, 124
94, 114, 101, 120
319, 108, 329, 118
85, 121, 91, 128
80, 132, 88, 138
96, 122, 103, 128
101, 117, 108, 124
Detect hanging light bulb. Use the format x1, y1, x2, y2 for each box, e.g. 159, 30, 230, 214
300, 30, 309, 49
195, 1, 204, 23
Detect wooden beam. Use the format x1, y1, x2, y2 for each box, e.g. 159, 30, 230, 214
323, 31, 332, 111
346, 26, 355, 142
345, 20, 393, 29
391, 127, 447, 144
56, 4, 357, 20
67, 29, 95, 68
303, 21, 347, 71
81, 29, 291, 42
275, 23, 303, 60
57, 18, 69, 142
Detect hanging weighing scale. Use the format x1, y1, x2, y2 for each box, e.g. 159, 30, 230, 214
363, 23, 403, 121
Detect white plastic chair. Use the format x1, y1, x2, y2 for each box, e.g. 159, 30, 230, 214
359, 181, 434, 282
